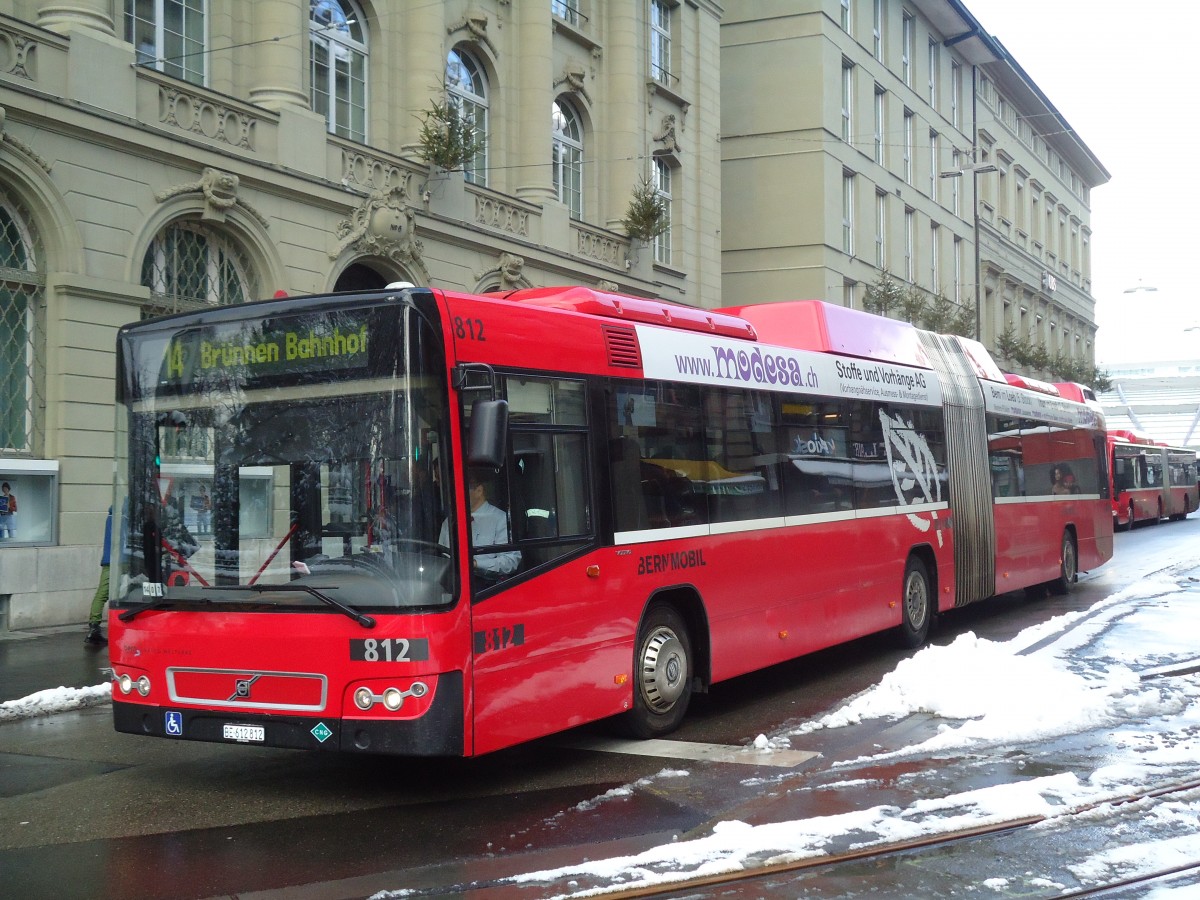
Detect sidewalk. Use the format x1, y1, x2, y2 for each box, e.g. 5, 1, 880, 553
0, 625, 112, 704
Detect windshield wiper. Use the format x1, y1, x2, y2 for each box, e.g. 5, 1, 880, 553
118, 594, 187, 622
206, 583, 376, 628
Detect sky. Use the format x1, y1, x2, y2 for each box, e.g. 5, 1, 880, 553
952, 1, 1200, 365
9, 560, 1200, 896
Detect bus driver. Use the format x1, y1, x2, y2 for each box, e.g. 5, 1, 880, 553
439, 473, 520, 582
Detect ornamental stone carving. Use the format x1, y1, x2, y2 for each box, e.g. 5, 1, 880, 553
340, 150, 414, 194
332, 185, 425, 270
155, 167, 267, 226
654, 114, 682, 155
477, 252, 530, 291
0, 29, 36, 80
447, 9, 497, 57
474, 194, 530, 237
159, 86, 257, 150
554, 60, 590, 104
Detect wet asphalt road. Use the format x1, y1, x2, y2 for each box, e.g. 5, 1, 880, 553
0, 518, 1195, 899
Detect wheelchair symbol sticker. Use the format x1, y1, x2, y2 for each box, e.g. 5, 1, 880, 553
165, 711, 183, 736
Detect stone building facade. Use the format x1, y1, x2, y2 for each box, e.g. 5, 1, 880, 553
719, 0, 1108, 360
0, 0, 723, 628
0, 0, 1105, 631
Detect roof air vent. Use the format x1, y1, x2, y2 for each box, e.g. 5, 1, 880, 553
603, 325, 641, 368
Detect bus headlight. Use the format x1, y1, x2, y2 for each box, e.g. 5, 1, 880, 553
136, 676, 152, 697
118, 674, 133, 695
347, 680, 431, 714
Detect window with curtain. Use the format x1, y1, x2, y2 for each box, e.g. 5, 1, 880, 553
125, 0, 206, 85
552, 99, 583, 218
140, 221, 257, 317
310, 0, 367, 143
446, 48, 489, 186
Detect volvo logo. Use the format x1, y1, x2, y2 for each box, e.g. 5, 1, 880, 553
229, 674, 262, 702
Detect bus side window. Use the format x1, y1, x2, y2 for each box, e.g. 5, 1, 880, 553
502, 375, 592, 569
987, 415, 1023, 497
704, 388, 781, 524
511, 431, 590, 562
610, 382, 705, 531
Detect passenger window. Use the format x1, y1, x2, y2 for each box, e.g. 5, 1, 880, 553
502, 375, 591, 569
780, 396, 855, 515
609, 382, 706, 532
703, 389, 784, 524
988, 415, 1024, 497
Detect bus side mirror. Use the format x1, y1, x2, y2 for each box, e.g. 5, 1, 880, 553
467, 400, 509, 469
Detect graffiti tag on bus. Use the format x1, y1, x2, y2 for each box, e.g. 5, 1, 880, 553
880, 409, 942, 543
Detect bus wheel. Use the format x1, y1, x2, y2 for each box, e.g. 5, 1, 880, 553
899, 557, 932, 649
623, 604, 693, 739
1050, 530, 1077, 595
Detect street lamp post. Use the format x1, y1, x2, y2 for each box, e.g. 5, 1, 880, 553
940, 161, 996, 341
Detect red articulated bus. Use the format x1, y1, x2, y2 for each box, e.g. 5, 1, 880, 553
109, 286, 1113, 756
1107, 429, 1199, 529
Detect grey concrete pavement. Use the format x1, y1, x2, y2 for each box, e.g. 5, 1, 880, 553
0, 625, 112, 704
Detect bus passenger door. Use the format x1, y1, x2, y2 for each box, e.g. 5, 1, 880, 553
466, 376, 609, 755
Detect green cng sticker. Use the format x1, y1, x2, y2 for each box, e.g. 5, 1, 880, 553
311, 722, 333, 743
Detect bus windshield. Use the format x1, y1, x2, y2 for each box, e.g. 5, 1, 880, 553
113, 298, 454, 614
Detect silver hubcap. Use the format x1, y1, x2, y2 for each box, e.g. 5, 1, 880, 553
905, 571, 928, 628
639, 627, 687, 712
1063, 538, 1076, 581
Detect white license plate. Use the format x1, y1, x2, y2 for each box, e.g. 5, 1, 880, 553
222, 724, 265, 743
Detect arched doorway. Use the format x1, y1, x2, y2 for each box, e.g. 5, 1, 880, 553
334, 262, 389, 292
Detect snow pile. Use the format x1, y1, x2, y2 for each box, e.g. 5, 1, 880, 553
377, 565, 1200, 899
798, 630, 1141, 755
0, 683, 112, 722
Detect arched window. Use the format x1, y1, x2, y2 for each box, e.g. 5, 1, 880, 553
140, 221, 257, 317
552, 99, 583, 218
125, 0, 206, 86
446, 48, 489, 186
0, 193, 43, 454
310, 0, 368, 143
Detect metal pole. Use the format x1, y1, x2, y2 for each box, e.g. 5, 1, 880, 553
972, 66, 982, 342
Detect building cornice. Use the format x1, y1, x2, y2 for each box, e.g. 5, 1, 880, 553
915, 0, 1110, 188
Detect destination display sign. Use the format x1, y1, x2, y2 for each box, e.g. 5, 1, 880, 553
155, 311, 373, 389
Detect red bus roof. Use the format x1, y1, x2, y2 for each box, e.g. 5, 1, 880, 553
491, 286, 758, 341
716, 300, 932, 368
1004, 373, 1061, 396
1108, 428, 1155, 445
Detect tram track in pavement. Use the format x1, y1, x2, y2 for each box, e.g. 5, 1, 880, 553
376, 776, 1200, 899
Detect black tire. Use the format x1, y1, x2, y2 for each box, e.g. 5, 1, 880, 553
622, 604, 693, 739
899, 556, 932, 649
1049, 530, 1077, 595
